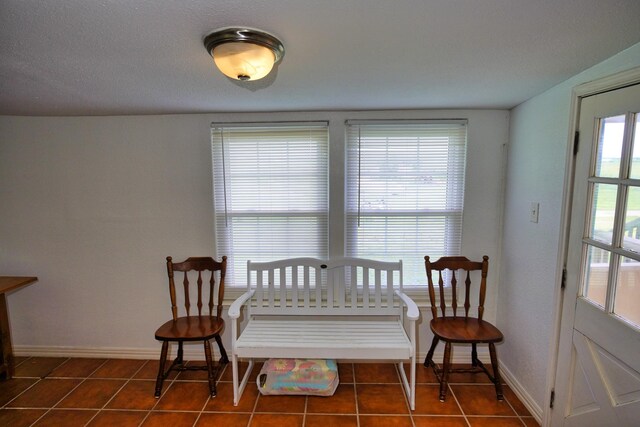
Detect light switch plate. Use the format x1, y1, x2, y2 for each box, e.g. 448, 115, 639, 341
530, 202, 539, 223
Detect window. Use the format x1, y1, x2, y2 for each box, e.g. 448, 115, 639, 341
345, 121, 467, 287
583, 112, 640, 328
211, 123, 329, 286
211, 119, 467, 289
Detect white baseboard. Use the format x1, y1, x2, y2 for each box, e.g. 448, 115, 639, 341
14, 344, 208, 361
499, 362, 544, 424
15, 344, 492, 364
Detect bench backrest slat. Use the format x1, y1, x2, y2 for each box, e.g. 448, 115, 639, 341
291, 266, 298, 307
326, 266, 333, 309
374, 268, 381, 308
315, 267, 322, 308
350, 265, 358, 312
255, 268, 263, 306
268, 269, 275, 307
363, 269, 370, 307
246, 257, 403, 315
387, 269, 394, 308
303, 266, 310, 308
279, 267, 286, 307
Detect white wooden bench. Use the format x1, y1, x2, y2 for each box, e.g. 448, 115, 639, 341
228, 257, 419, 410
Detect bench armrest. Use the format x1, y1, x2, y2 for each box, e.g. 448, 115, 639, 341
394, 290, 419, 321
228, 290, 255, 319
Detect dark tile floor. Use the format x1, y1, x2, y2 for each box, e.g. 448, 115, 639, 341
0, 357, 541, 426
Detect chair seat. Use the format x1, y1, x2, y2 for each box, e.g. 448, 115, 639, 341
430, 317, 503, 343
155, 316, 224, 342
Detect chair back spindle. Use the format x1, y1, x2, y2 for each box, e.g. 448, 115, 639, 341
425, 255, 489, 320
165, 256, 227, 320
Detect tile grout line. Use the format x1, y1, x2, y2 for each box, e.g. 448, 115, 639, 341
499, 386, 528, 427
73, 358, 113, 427
352, 363, 360, 427
302, 393, 308, 426
6, 357, 72, 411
193, 357, 230, 427
193, 376, 215, 427
93, 360, 150, 427
447, 383, 472, 427
139, 359, 176, 426
47, 358, 111, 427
8, 357, 74, 427
248, 367, 262, 427
2, 376, 41, 409
8, 378, 45, 426
24, 357, 85, 427
394, 362, 416, 427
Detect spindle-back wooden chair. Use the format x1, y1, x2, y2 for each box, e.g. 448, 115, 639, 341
424, 255, 503, 401
154, 256, 228, 398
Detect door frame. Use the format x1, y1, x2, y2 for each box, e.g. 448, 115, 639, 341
547, 66, 640, 426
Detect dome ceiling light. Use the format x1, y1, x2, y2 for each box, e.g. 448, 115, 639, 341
203, 27, 285, 81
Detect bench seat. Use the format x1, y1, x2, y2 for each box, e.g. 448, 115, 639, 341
236, 319, 412, 360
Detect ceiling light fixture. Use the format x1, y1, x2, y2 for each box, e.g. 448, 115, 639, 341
203, 27, 285, 81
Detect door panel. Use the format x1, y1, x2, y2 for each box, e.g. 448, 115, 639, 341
555, 83, 640, 426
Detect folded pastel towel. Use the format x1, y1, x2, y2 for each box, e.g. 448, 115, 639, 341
257, 359, 339, 396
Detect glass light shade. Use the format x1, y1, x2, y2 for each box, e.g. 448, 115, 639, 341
212, 42, 276, 81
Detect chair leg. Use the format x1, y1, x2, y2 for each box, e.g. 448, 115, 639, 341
471, 343, 478, 367
176, 341, 184, 366
154, 341, 169, 398
424, 336, 439, 367
439, 341, 452, 402
488, 342, 504, 400
204, 340, 217, 398
214, 334, 229, 364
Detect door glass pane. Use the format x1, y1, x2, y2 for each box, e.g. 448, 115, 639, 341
631, 114, 640, 179
623, 186, 640, 252
590, 183, 617, 244
595, 115, 625, 178
614, 256, 640, 328
582, 244, 609, 308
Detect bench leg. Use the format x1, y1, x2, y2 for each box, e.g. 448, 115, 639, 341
410, 352, 416, 410
232, 354, 254, 406
232, 353, 239, 406
397, 360, 416, 411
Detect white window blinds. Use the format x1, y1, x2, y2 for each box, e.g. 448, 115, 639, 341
345, 120, 467, 287
211, 123, 329, 287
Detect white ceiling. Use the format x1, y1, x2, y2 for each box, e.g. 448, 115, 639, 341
1, 0, 640, 116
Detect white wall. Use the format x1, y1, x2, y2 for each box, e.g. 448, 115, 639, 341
498, 41, 640, 420
0, 109, 508, 358
0, 115, 215, 351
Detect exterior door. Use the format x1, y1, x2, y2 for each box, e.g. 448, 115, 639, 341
553, 83, 640, 426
